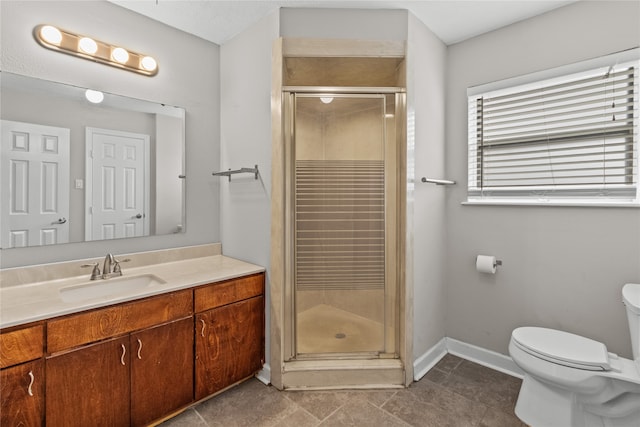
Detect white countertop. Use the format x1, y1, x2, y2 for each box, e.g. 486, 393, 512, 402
0, 255, 265, 329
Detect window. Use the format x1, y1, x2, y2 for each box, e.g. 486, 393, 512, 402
467, 50, 639, 206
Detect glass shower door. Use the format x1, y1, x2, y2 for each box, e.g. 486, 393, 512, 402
292, 94, 397, 358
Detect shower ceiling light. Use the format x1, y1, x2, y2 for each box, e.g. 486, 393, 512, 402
34, 24, 158, 76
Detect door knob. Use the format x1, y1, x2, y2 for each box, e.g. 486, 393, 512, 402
134, 214, 142, 219
51, 217, 67, 225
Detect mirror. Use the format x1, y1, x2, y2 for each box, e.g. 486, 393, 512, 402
1, 72, 186, 248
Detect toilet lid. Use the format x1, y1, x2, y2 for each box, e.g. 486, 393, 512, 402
512, 327, 610, 371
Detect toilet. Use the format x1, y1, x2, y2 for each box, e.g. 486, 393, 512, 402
509, 283, 640, 427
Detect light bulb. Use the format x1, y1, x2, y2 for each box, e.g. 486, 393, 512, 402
78, 37, 98, 54
40, 25, 62, 45
140, 56, 157, 72
85, 89, 104, 104
111, 47, 129, 63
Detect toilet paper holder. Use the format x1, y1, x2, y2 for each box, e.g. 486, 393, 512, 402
476, 255, 503, 274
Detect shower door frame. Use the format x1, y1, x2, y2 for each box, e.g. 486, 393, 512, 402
282, 86, 406, 367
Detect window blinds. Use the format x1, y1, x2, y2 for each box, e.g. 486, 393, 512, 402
468, 59, 639, 201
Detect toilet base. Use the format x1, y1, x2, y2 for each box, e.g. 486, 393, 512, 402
516, 374, 640, 427
516, 375, 580, 426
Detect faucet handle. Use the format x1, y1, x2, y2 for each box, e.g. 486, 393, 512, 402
112, 258, 130, 275
81, 263, 101, 280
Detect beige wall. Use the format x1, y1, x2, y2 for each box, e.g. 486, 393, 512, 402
444, 0, 640, 359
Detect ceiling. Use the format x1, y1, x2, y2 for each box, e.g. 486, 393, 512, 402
110, 0, 577, 46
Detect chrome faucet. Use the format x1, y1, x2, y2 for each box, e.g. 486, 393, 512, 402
82, 254, 130, 280
102, 253, 115, 279
100, 253, 130, 279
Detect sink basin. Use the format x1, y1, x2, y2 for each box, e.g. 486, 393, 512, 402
59, 274, 166, 303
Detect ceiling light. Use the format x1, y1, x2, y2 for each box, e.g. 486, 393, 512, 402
85, 89, 104, 104
33, 24, 158, 76
320, 97, 334, 104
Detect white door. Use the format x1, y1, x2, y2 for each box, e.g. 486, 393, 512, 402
1, 120, 70, 248
85, 127, 149, 241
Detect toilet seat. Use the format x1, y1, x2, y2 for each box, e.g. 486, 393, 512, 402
512, 327, 611, 371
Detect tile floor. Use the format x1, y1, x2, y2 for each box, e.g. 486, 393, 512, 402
161, 354, 526, 427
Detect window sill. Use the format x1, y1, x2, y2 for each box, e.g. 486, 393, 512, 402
463, 199, 640, 208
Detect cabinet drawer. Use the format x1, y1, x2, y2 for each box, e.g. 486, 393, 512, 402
0, 323, 44, 369
195, 273, 264, 312
47, 290, 193, 354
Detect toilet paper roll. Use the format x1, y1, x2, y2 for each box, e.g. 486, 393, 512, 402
476, 255, 497, 274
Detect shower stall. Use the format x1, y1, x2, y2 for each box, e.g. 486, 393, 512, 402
271, 38, 408, 389
284, 91, 402, 359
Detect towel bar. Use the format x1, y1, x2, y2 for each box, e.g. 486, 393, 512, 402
421, 177, 456, 185
213, 165, 259, 181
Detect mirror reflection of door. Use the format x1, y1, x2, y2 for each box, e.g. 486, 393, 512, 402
85, 127, 150, 241
1, 120, 70, 248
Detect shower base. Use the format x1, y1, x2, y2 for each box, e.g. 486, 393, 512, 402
296, 304, 384, 354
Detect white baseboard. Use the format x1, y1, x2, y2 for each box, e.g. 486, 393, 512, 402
256, 363, 271, 385
265, 338, 523, 386
413, 337, 524, 381
412, 337, 448, 381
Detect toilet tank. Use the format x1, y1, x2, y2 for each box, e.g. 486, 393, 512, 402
622, 283, 640, 360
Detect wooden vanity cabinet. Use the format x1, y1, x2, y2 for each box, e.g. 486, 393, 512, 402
0, 323, 45, 426
45, 290, 193, 427
194, 273, 265, 400
45, 318, 194, 427
1, 271, 265, 426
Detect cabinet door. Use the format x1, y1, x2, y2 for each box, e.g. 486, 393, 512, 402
0, 360, 44, 426
46, 336, 130, 427
195, 296, 264, 400
130, 317, 194, 426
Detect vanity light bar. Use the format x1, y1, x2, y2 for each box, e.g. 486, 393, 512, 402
34, 24, 158, 77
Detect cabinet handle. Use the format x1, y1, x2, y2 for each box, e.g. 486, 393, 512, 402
120, 344, 126, 365
137, 339, 143, 360
27, 371, 34, 397
200, 319, 206, 337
